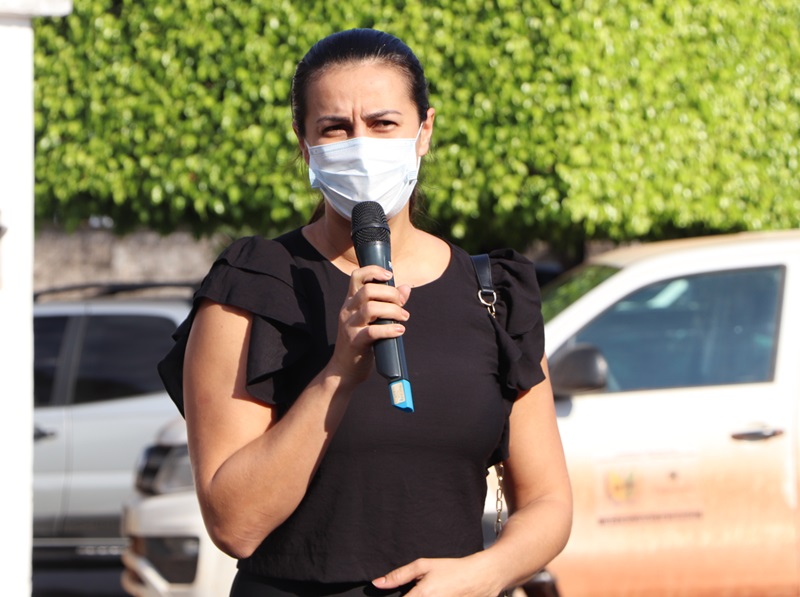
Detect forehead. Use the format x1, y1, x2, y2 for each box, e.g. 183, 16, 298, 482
305, 61, 415, 115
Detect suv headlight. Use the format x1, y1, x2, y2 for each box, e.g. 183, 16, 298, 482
135, 444, 194, 495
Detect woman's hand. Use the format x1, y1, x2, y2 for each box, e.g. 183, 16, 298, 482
373, 555, 505, 597
327, 264, 412, 384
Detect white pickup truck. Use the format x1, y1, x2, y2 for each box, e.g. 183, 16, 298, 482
121, 229, 800, 596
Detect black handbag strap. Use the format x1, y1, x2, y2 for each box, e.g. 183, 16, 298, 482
470, 253, 497, 318
470, 254, 506, 563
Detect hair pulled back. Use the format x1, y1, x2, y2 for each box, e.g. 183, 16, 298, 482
291, 28, 430, 136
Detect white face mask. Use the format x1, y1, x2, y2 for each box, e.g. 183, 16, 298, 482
306, 126, 422, 220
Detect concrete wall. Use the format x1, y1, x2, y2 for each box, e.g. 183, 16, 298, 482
34, 228, 225, 294
33, 227, 601, 295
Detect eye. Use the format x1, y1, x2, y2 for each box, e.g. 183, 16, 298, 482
321, 123, 348, 136
372, 119, 398, 130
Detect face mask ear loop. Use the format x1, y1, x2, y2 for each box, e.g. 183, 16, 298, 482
305, 139, 319, 187
414, 122, 424, 151
413, 123, 425, 174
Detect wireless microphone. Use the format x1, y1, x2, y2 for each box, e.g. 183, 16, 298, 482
350, 201, 414, 412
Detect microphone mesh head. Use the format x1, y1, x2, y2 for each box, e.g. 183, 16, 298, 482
351, 201, 390, 247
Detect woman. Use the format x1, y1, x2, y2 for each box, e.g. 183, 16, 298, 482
159, 28, 572, 597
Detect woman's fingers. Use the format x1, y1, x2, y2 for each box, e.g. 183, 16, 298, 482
346, 267, 410, 327
349, 265, 395, 291
373, 559, 427, 589
374, 556, 504, 597
328, 266, 412, 382
349, 294, 409, 328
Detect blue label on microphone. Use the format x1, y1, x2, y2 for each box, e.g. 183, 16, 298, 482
389, 379, 414, 412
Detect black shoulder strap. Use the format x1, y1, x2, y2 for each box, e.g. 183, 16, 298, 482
470, 254, 497, 318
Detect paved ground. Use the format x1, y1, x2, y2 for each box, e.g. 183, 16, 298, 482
32, 566, 127, 597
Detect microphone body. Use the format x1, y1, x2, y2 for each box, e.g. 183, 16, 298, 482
351, 202, 414, 412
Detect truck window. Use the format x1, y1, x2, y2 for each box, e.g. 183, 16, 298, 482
33, 316, 70, 407
74, 315, 177, 404
568, 266, 783, 391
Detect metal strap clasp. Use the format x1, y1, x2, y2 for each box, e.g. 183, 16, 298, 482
478, 289, 497, 318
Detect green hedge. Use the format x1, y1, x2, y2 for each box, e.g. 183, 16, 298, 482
34, 0, 800, 255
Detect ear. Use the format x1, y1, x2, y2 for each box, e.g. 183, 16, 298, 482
417, 107, 436, 157
293, 123, 310, 164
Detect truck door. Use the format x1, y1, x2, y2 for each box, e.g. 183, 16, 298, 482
549, 265, 797, 596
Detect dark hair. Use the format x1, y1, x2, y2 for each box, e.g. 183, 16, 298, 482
293, 29, 431, 224
291, 28, 430, 136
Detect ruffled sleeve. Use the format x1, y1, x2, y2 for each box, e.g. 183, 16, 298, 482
483, 248, 546, 466
488, 248, 546, 396
157, 236, 312, 416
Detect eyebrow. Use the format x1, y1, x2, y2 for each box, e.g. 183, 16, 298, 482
315, 109, 403, 124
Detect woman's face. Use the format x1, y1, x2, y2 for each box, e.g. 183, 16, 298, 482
297, 61, 434, 161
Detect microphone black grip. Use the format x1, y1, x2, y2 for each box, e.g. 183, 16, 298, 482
351, 202, 414, 412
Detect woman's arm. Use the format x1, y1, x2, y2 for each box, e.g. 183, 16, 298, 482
184, 265, 412, 559
374, 357, 572, 596
482, 357, 573, 589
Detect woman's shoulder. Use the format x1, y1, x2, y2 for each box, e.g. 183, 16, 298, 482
209, 229, 319, 288
218, 230, 302, 271
452, 242, 541, 330
447, 243, 537, 285
196, 229, 311, 315
485, 246, 535, 271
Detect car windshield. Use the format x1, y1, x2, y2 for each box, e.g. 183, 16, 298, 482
541, 264, 619, 323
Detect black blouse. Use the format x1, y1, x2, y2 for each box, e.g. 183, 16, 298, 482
158, 228, 545, 584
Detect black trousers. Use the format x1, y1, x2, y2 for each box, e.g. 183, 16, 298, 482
230, 570, 414, 597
